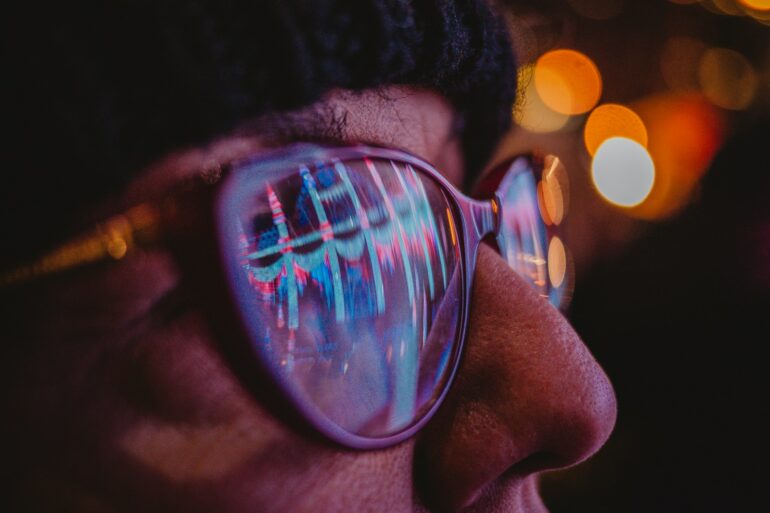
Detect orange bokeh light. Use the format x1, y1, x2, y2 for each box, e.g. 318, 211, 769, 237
628, 93, 725, 219
514, 64, 572, 133
534, 49, 602, 115
584, 104, 648, 156
739, 0, 770, 11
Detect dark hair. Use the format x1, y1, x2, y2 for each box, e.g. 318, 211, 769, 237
2, 0, 517, 264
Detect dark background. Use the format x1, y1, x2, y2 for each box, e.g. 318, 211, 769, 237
491, 1, 769, 511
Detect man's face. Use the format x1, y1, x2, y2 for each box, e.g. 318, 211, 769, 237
9, 86, 616, 513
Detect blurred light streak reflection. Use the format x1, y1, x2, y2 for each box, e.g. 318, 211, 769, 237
739, 0, 770, 9
228, 155, 465, 435
537, 155, 569, 226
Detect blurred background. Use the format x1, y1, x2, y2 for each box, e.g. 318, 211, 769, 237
488, 0, 769, 512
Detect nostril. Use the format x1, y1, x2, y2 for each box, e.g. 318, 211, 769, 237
505, 452, 563, 477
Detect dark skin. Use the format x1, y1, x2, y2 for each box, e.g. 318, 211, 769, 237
7, 87, 616, 513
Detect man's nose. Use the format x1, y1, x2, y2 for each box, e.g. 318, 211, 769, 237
415, 245, 617, 511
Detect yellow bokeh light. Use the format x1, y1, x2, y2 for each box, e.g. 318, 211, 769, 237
738, 0, 770, 23
738, 0, 770, 11
514, 64, 572, 133
584, 104, 648, 156
591, 137, 655, 208
534, 49, 602, 115
739, 0, 770, 22
548, 236, 567, 289
698, 48, 758, 110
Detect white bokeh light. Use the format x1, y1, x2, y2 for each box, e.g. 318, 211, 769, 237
591, 137, 655, 207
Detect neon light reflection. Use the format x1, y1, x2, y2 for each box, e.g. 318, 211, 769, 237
232, 157, 462, 437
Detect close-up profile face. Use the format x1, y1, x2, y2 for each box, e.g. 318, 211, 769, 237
2, 2, 617, 512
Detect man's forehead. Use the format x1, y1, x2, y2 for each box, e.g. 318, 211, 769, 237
126, 86, 464, 202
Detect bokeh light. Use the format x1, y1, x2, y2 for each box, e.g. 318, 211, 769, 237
591, 137, 655, 208
630, 93, 725, 219
514, 64, 572, 133
709, 0, 745, 15
746, 9, 770, 22
548, 236, 567, 289
739, 0, 770, 19
698, 47, 758, 110
671, 0, 770, 18
534, 49, 602, 115
584, 104, 648, 156
537, 155, 569, 226
567, 0, 625, 20
661, 36, 708, 92
739, 0, 770, 9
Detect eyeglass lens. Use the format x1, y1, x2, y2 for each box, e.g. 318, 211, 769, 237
218, 151, 568, 444
494, 156, 570, 308
223, 156, 464, 440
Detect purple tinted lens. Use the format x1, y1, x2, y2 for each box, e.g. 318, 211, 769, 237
495, 156, 569, 308
220, 155, 463, 440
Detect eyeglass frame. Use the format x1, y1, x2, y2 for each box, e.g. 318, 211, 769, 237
0, 143, 562, 450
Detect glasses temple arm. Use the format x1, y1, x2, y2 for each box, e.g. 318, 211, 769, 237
0, 204, 163, 288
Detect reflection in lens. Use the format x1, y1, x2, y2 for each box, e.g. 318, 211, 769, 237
495, 157, 569, 307
222, 155, 463, 440
537, 155, 569, 226
548, 236, 567, 288
739, 0, 770, 9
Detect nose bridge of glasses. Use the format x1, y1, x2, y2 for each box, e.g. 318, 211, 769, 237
465, 198, 499, 246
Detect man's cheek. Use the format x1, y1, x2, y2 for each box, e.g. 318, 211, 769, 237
113, 314, 291, 482
118, 415, 274, 482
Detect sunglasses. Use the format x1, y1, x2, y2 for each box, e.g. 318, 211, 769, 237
1, 144, 571, 449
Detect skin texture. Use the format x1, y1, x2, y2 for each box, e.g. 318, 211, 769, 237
7, 87, 616, 512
